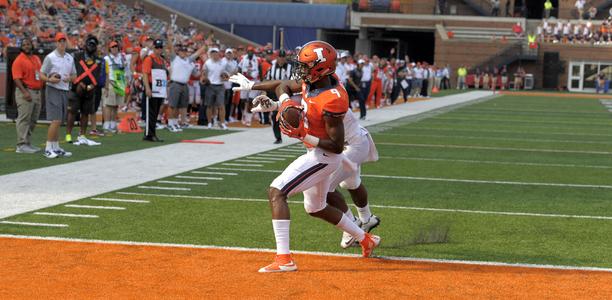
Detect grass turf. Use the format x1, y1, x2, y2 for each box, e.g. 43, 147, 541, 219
2, 94, 612, 268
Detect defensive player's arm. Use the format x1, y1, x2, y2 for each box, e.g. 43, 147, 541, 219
320, 113, 345, 154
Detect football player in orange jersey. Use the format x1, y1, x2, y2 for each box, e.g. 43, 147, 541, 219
231, 41, 381, 273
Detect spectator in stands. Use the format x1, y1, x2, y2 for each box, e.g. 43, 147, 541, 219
474, 67, 481, 89
142, 39, 167, 142
500, 65, 508, 90
456, 65, 467, 90
203, 47, 234, 130
491, 0, 500, 17
575, 0, 586, 20
102, 40, 127, 133
13, 37, 43, 154
544, 0, 553, 19
436, 0, 446, 15
40, 32, 75, 158
512, 22, 524, 38
588, 6, 597, 20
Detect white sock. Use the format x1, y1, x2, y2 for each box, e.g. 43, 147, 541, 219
45, 141, 54, 151
344, 208, 356, 221
52, 141, 60, 150
336, 214, 365, 242
272, 219, 291, 255
111, 121, 117, 129
356, 204, 372, 224
103, 121, 109, 130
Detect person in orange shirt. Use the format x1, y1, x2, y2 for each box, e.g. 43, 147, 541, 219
12, 38, 43, 153
231, 40, 380, 273
141, 39, 167, 142
366, 56, 383, 108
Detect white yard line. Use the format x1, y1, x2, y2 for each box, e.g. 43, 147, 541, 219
91, 198, 150, 203
434, 116, 612, 127
0, 221, 68, 228
257, 153, 297, 158
137, 186, 191, 191
207, 167, 281, 173
190, 171, 237, 176
33, 212, 99, 218
378, 156, 612, 169
221, 163, 264, 167
2, 233, 611, 273
277, 148, 307, 153
407, 126, 612, 137
376, 142, 612, 155
234, 159, 276, 164
376, 133, 612, 145
157, 180, 209, 186
179, 175, 223, 180
0, 91, 492, 218
116, 191, 612, 220
248, 156, 286, 161
65, 204, 126, 210
206, 167, 612, 189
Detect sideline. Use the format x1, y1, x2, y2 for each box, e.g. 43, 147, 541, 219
0, 91, 493, 219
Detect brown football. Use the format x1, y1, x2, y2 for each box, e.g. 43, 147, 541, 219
281, 106, 302, 128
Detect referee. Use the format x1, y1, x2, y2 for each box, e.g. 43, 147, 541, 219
264, 50, 292, 144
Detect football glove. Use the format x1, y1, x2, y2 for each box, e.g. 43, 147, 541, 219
251, 94, 278, 113
229, 73, 255, 91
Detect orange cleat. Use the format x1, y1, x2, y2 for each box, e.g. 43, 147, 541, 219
258, 254, 298, 273
360, 233, 381, 258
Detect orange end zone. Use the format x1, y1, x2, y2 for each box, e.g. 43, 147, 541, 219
180, 140, 225, 144
1, 237, 611, 298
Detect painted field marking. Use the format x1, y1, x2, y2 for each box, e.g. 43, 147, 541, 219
33, 212, 98, 218
221, 163, 263, 167
91, 198, 150, 203
460, 107, 609, 115
433, 116, 612, 127
376, 133, 612, 145
181, 175, 223, 180
180, 140, 225, 144
207, 167, 281, 174
65, 204, 126, 210
157, 180, 209, 186
234, 159, 276, 164
191, 171, 237, 176
137, 186, 191, 191
376, 142, 612, 155
406, 127, 612, 137
206, 167, 612, 189
248, 156, 286, 161
378, 156, 612, 169
3, 234, 612, 273
277, 148, 307, 153
258, 153, 297, 158
116, 191, 612, 221
0, 221, 68, 228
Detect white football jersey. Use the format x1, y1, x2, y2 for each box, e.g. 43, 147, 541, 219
343, 109, 366, 145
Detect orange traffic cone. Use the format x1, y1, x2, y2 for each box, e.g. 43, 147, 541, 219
118, 114, 143, 133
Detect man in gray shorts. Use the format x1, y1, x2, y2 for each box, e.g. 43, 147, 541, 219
202, 47, 233, 130
40, 32, 76, 158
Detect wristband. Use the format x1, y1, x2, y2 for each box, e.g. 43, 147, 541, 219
302, 134, 320, 147
279, 93, 290, 103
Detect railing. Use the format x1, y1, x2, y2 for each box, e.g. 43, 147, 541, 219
461, 0, 492, 16
467, 41, 534, 72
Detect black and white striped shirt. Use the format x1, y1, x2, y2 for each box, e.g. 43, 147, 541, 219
265, 61, 293, 81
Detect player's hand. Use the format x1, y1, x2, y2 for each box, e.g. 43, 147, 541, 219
145, 88, 152, 98
280, 115, 307, 140
251, 94, 278, 113
229, 73, 254, 91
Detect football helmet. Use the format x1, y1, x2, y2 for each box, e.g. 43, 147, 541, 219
292, 40, 337, 83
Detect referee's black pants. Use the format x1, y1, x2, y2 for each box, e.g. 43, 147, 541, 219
145, 97, 163, 138
271, 110, 282, 142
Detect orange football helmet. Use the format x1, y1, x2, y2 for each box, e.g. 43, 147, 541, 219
293, 40, 337, 83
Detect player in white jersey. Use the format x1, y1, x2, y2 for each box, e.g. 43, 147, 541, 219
326, 110, 381, 248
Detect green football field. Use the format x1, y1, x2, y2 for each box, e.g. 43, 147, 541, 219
2, 94, 612, 268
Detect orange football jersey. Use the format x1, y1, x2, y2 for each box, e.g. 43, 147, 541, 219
300, 76, 349, 143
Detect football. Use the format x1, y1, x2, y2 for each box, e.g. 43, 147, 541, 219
281, 106, 302, 128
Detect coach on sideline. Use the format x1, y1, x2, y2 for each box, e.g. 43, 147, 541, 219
13, 38, 43, 154
142, 39, 167, 142
40, 32, 76, 158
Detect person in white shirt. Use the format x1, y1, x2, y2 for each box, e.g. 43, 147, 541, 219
222, 48, 239, 123
335, 52, 350, 86
167, 42, 207, 132
237, 46, 260, 126
203, 47, 235, 129
575, 0, 585, 20
103, 40, 128, 133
